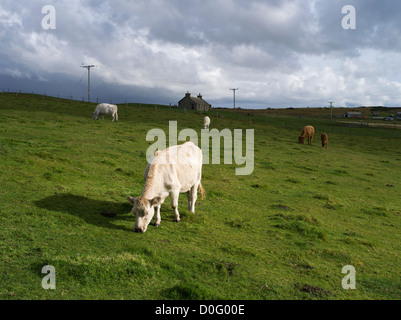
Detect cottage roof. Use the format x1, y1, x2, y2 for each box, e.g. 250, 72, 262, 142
188, 96, 210, 105
180, 93, 211, 106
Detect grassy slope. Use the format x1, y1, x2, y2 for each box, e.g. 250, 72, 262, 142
0, 93, 400, 300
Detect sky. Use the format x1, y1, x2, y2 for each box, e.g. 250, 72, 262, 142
1, 0, 401, 109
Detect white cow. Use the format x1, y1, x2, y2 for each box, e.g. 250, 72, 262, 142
92, 103, 118, 122
204, 116, 210, 129
127, 141, 205, 233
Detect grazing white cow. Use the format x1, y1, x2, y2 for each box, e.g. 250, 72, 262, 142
204, 116, 210, 129
127, 141, 205, 233
92, 103, 118, 122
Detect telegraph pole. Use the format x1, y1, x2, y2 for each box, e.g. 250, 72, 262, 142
81, 64, 97, 103
328, 101, 335, 120
230, 88, 239, 110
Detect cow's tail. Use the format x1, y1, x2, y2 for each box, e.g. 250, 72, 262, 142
199, 182, 205, 200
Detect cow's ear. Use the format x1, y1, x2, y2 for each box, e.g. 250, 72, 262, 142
127, 196, 136, 204
150, 197, 162, 206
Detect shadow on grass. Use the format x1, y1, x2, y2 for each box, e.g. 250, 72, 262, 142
35, 193, 133, 232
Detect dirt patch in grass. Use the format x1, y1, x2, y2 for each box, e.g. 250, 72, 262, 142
273, 204, 292, 211
313, 194, 330, 201
162, 282, 222, 300
270, 214, 325, 240
286, 178, 301, 184
297, 283, 333, 298
361, 207, 389, 217
324, 202, 344, 211
224, 218, 250, 229
217, 260, 237, 276
251, 184, 267, 189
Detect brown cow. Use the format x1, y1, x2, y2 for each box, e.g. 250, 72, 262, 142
321, 133, 328, 148
298, 125, 315, 145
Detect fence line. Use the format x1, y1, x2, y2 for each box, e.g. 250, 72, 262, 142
1, 88, 121, 105
0, 89, 185, 112
1, 89, 177, 110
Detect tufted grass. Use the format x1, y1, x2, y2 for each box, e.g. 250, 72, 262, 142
0, 92, 401, 300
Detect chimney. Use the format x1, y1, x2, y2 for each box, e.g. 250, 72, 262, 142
197, 93, 202, 99
185, 91, 191, 98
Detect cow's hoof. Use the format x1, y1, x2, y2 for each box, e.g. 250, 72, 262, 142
153, 223, 160, 227
174, 219, 180, 223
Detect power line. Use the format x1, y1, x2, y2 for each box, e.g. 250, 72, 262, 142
230, 88, 239, 110
80, 64, 97, 103
328, 101, 335, 120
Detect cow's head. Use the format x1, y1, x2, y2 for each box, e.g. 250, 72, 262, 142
127, 196, 161, 233
298, 136, 305, 144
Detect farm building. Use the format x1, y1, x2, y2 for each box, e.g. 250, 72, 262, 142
178, 92, 211, 111
397, 112, 401, 120
345, 112, 362, 118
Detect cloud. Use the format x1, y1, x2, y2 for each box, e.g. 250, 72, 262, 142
1, 0, 401, 108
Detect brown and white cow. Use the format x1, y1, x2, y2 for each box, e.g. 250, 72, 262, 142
298, 125, 315, 145
127, 141, 204, 233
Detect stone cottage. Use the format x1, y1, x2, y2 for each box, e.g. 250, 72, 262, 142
178, 92, 211, 111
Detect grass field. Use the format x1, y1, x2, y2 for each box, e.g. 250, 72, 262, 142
0, 92, 400, 300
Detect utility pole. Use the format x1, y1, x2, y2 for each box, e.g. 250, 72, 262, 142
81, 64, 97, 103
328, 101, 335, 120
230, 88, 239, 110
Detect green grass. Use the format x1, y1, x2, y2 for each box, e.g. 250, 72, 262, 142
1, 92, 401, 300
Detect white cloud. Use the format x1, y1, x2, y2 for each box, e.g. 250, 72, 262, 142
1, 0, 401, 107
0, 7, 23, 28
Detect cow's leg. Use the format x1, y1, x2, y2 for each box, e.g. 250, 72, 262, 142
189, 184, 198, 213
102, 114, 105, 120
153, 204, 161, 226
170, 189, 180, 222
187, 191, 192, 211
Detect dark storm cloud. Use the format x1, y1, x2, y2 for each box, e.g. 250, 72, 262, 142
1, 0, 401, 108
304, 0, 401, 56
